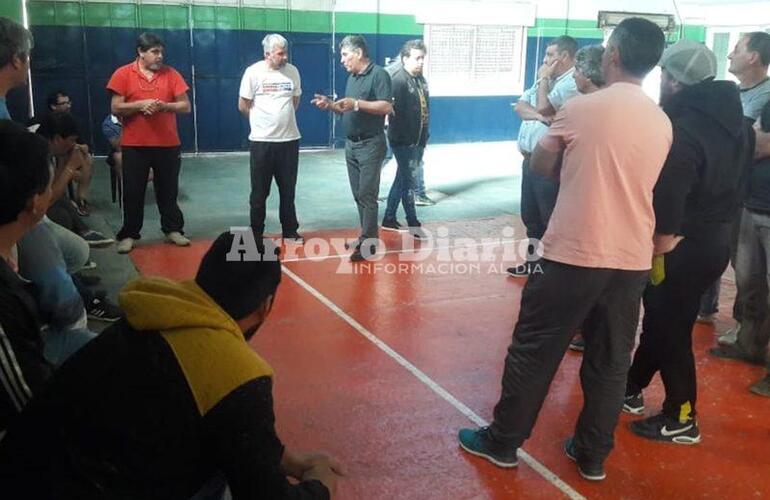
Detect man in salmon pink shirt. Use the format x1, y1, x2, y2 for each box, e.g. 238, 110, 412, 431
458, 18, 672, 482
107, 32, 191, 254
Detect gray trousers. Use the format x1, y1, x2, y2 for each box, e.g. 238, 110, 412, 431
734, 208, 770, 368
345, 134, 386, 241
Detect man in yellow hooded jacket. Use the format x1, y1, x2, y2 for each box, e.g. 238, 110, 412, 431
0, 231, 343, 499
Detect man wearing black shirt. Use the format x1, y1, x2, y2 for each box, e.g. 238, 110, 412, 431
312, 35, 393, 261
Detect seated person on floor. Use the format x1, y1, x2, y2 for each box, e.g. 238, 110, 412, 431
31, 112, 112, 247
28, 91, 94, 215
0, 120, 56, 437
0, 231, 344, 499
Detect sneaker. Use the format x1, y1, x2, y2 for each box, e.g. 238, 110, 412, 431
81, 260, 97, 271
409, 226, 427, 240
569, 333, 585, 352
696, 313, 717, 324
506, 264, 531, 277
414, 194, 436, 206
381, 219, 407, 232
86, 293, 122, 322
708, 344, 764, 366
76, 273, 101, 287
76, 199, 90, 217
165, 231, 190, 247
564, 437, 606, 481
282, 231, 305, 244
628, 414, 701, 445
117, 238, 135, 254
458, 427, 518, 468
350, 243, 377, 262
81, 230, 114, 247
622, 392, 645, 415
749, 374, 770, 397
717, 324, 740, 346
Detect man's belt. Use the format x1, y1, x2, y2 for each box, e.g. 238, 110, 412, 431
347, 133, 377, 142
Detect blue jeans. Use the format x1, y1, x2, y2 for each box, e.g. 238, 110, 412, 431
384, 145, 422, 226
413, 147, 426, 197
41, 326, 96, 368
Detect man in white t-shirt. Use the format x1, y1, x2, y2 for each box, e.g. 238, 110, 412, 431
238, 33, 303, 243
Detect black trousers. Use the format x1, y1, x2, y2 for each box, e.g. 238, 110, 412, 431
627, 228, 730, 419
489, 260, 648, 464
118, 146, 184, 240
520, 155, 559, 240
249, 140, 300, 236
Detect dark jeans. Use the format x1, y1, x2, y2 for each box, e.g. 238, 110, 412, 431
384, 144, 421, 226
627, 228, 731, 419
489, 259, 648, 465
248, 140, 300, 236
118, 146, 184, 240
345, 134, 386, 241
47, 197, 89, 235
520, 155, 559, 240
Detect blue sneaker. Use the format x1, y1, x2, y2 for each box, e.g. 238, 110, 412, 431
565, 437, 606, 481
458, 427, 518, 468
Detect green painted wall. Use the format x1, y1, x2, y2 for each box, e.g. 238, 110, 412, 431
0, 0, 23, 23
527, 17, 706, 43
25, 1, 420, 35
24, 2, 707, 44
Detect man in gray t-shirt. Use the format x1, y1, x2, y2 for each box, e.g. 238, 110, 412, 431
509, 36, 579, 277
708, 32, 770, 393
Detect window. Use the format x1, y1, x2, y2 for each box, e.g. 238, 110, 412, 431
424, 24, 526, 96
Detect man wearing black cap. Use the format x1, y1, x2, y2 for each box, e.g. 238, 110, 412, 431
0, 231, 343, 498
623, 40, 755, 444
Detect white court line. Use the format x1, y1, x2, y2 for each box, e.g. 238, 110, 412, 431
281, 266, 586, 500
281, 237, 525, 263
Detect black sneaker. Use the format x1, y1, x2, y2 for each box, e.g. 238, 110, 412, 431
564, 437, 606, 481
458, 427, 518, 468
622, 392, 645, 415
350, 244, 376, 263
381, 219, 407, 232
414, 194, 436, 206
81, 230, 114, 247
86, 293, 122, 322
409, 226, 427, 240
569, 333, 585, 352
76, 273, 101, 287
628, 414, 701, 445
282, 231, 304, 244
506, 264, 531, 277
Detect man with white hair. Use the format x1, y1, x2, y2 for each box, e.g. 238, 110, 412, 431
239, 33, 303, 243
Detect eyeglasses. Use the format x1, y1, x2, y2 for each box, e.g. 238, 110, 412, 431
55, 100, 71, 106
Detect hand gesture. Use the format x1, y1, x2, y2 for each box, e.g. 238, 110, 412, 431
334, 97, 356, 112
537, 59, 558, 80
311, 94, 332, 110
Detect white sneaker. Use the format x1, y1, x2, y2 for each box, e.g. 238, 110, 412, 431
117, 238, 135, 254
717, 324, 740, 346
165, 231, 190, 247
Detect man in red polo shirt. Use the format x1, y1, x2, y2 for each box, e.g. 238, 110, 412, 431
107, 32, 191, 254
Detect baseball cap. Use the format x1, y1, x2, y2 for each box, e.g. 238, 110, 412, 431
659, 39, 717, 86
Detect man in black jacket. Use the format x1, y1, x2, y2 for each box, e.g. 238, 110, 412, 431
623, 40, 755, 443
382, 39, 428, 237
0, 120, 55, 437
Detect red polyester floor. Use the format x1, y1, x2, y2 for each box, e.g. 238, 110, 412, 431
130, 218, 770, 499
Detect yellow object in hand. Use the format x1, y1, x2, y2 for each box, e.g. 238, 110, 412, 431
650, 254, 665, 285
